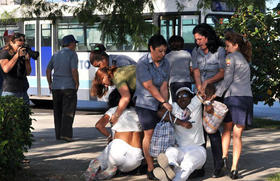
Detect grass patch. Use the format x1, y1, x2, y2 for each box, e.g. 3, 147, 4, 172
268, 173, 280, 181
252, 118, 280, 129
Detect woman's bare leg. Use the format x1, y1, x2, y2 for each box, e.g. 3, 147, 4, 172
231, 124, 245, 171
142, 129, 155, 172
222, 122, 233, 158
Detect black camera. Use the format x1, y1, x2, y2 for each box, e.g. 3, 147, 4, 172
21, 44, 40, 60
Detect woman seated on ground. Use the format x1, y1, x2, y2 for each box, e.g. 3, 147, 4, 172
84, 95, 143, 180
153, 85, 216, 181
89, 43, 136, 69
90, 63, 136, 126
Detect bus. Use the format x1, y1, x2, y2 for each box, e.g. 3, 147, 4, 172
0, 0, 234, 105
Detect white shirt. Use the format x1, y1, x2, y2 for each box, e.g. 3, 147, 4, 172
105, 107, 142, 132
174, 95, 205, 147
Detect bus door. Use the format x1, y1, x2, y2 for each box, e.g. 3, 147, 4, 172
159, 14, 199, 52
25, 20, 53, 102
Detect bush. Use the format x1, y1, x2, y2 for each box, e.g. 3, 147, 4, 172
0, 96, 34, 180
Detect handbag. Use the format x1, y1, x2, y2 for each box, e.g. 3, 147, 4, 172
149, 111, 175, 157
203, 100, 228, 134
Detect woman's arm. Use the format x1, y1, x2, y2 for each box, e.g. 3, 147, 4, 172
201, 68, 224, 92
193, 68, 202, 92
157, 107, 192, 129
0, 52, 20, 73
160, 81, 169, 102
95, 114, 111, 137
110, 84, 131, 125
143, 80, 172, 111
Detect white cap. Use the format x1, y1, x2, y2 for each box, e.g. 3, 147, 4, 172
176, 87, 194, 95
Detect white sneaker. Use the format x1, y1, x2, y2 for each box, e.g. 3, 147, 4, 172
153, 167, 169, 181
157, 153, 175, 180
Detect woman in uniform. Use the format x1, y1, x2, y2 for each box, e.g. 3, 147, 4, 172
134, 34, 172, 180
191, 23, 226, 178
213, 31, 253, 179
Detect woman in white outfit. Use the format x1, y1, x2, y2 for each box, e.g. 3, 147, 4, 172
154, 86, 216, 181
84, 106, 143, 180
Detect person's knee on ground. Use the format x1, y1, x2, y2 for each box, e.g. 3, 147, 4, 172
165, 147, 181, 168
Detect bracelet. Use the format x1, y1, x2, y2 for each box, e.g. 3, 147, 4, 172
161, 100, 168, 105
113, 112, 120, 118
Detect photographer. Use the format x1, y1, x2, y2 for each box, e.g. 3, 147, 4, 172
0, 33, 31, 105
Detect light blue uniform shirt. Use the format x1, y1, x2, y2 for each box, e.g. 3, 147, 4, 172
134, 53, 170, 111
109, 54, 136, 67
47, 47, 78, 90
215, 51, 252, 98
192, 47, 226, 84
165, 50, 192, 84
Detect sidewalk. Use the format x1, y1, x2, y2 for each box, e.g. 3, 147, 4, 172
18, 109, 280, 181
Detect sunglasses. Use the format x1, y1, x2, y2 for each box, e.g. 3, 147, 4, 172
177, 93, 190, 99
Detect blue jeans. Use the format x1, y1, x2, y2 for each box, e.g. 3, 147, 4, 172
1, 91, 30, 105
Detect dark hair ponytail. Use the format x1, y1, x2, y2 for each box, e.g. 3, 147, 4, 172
89, 44, 109, 65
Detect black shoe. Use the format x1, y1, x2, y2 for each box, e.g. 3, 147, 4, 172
60, 136, 73, 142
230, 170, 239, 179
223, 157, 230, 171
147, 170, 159, 180
189, 168, 205, 179
212, 168, 225, 178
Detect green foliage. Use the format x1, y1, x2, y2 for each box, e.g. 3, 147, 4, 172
215, 6, 280, 106
268, 173, 280, 181
73, 0, 156, 49
0, 96, 34, 180
20, 0, 156, 49
252, 118, 280, 129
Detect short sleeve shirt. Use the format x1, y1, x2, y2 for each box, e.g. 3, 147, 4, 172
134, 53, 170, 111
112, 65, 136, 91
47, 47, 78, 90
106, 107, 142, 132
191, 47, 226, 83
165, 50, 192, 84
109, 54, 137, 67
0, 50, 29, 92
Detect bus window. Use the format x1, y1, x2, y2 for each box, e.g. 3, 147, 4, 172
86, 24, 102, 50
181, 16, 199, 44
0, 25, 19, 48
160, 16, 179, 41
211, 1, 235, 12
57, 19, 85, 50
25, 24, 36, 76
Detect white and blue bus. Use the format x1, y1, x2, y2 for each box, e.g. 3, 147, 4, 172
0, 0, 234, 105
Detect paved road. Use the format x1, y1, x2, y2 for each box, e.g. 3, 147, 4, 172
19, 108, 280, 181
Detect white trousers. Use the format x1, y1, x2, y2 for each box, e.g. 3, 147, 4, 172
165, 145, 206, 181
97, 139, 143, 172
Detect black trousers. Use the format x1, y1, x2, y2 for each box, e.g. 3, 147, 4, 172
203, 129, 224, 171
52, 89, 77, 139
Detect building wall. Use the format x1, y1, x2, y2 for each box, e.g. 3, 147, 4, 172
0, 0, 20, 5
